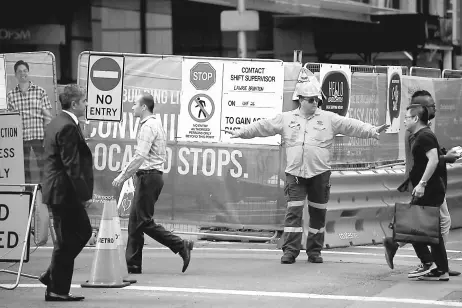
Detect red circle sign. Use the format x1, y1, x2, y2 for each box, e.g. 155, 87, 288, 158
90, 57, 121, 92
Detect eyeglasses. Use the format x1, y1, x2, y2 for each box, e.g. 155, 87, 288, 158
404, 115, 416, 120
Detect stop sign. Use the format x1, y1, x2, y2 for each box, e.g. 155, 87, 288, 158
190, 62, 216, 90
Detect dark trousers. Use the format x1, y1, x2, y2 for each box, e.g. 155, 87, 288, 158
282, 171, 331, 258
126, 171, 184, 268
24, 139, 45, 184
413, 236, 449, 272
43, 205, 92, 295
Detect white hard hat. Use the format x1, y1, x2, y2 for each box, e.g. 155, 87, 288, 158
292, 67, 323, 101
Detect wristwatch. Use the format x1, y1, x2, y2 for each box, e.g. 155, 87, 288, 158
419, 180, 427, 187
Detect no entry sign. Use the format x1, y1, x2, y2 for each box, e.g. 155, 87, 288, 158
86, 54, 125, 122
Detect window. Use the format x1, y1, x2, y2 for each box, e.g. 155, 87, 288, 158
417, 0, 430, 15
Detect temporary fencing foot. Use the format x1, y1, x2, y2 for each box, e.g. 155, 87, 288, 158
80, 281, 130, 288
123, 278, 137, 284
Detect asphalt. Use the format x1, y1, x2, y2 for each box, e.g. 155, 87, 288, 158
1, 230, 462, 308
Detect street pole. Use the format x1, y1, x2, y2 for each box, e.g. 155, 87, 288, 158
237, 0, 247, 58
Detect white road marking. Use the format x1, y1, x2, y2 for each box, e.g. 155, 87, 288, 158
351, 246, 462, 254
93, 70, 118, 78
10, 284, 462, 307
35, 246, 425, 259
35, 245, 462, 262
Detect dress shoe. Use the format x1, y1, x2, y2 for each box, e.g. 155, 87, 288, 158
307, 255, 323, 263
127, 265, 142, 274
38, 272, 50, 286
179, 239, 194, 273
45, 291, 84, 301
449, 269, 461, 277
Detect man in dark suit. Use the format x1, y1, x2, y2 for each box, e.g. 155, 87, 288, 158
39, 84, 93, 301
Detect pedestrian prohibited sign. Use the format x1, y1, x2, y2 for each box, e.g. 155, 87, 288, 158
188, 94, 215, 123
86, 53, 125, 122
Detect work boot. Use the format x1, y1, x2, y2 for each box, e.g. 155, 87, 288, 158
383, 237, 399, 269
307, 255, 323, 263
280, 254, 295, 264
179, 239, 194, 273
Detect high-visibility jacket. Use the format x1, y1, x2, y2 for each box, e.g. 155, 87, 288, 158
237, 108, 377, 179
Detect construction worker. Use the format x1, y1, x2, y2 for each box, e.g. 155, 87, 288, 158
229, 68, 389, 264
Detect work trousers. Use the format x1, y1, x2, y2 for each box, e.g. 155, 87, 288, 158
281, 171, 331, 258
126, 170, 184, 268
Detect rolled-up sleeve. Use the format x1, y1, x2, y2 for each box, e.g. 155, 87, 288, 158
6, 92, 16, 111
41, 90, 52, 110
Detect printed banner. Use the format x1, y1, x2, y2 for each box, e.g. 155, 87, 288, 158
178, 59, 284, 145
386, 66, 402, 134
400, 76, 436, 159
221, 61, 284, 145
77, 54, 286, 228
3, 52, 59, 187
4, 52, 58, 115
178, 59, 223, 143
433, 78, 462, 150
0, 113, 25, 192
77, 53, 462, 230
319, 64, 352, 117
0, 56, 6, 110
331, 73, 397, 163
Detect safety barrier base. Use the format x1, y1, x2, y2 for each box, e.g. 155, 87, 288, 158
197, 228, 278, 243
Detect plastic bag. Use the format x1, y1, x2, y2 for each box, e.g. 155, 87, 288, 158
34, 189, 50, 246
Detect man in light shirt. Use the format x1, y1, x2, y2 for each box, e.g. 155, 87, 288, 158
112, 93, 193, 274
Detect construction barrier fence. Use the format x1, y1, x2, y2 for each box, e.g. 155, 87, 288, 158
1, 50, 461, 247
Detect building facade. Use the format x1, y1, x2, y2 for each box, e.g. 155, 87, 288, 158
1, 0, 460, 83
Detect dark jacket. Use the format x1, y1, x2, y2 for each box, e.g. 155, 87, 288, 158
42, 112, 94, 206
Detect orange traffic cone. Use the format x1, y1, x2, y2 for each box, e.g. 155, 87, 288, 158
81, 199, 130, 288
113, 215, 137, 284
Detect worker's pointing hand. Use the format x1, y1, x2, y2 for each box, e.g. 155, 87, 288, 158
222, 129, 241, 139
373, 124, 390, 139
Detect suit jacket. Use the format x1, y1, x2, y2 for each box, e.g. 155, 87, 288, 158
42, 112, 94, 206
